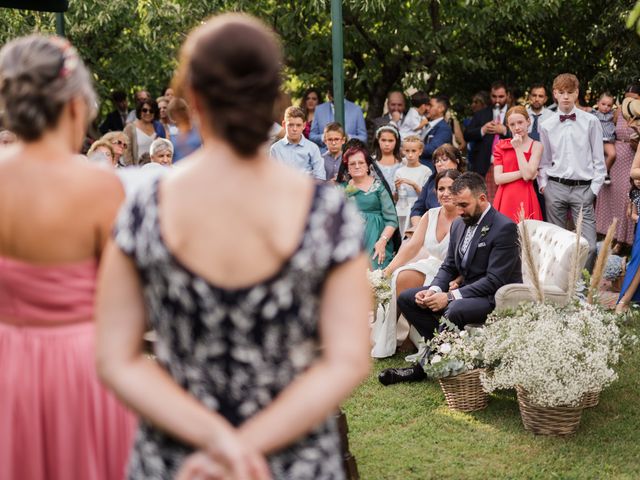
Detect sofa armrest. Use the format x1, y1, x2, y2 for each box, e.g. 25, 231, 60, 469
494, 284, 568, 311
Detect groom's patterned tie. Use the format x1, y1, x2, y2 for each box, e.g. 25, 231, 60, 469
461, 224, 478, 256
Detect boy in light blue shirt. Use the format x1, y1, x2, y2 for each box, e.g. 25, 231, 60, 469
270, 106, 325, 180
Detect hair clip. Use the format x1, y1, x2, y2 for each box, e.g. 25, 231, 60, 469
49, 36, 79, 79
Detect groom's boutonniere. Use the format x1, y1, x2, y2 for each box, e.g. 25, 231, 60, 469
480, 225, 490, 238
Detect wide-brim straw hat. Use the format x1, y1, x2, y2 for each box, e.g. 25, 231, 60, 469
622, 97, 640, 123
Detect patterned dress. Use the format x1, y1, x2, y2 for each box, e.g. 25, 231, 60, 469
113, 180, 363, 479
595, 113, 637, 244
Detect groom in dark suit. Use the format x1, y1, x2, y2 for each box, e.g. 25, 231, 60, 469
379, 172, 522, 385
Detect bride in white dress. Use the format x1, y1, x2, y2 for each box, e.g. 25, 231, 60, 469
371, 169, 461, 358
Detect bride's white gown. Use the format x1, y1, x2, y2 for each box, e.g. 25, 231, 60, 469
371, 207, 450, 358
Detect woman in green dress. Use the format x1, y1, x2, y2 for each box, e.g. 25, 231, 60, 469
340, 144, 399, 269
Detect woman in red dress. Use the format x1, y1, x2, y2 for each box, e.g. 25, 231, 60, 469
493, 105, 543, 222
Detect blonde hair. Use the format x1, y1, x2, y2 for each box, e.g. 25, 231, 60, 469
402, 135, 423, 148
505, 105, 529, 123
87, 139, 115, 158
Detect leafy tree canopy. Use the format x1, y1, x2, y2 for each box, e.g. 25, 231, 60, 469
0, 0, 638, 119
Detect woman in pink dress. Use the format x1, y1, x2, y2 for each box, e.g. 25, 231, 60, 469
493, 105, 543, 222
0, 35, 136, 480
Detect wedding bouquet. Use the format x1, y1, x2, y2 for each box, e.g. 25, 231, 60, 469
481, 301, 621, 407
420, 319, 485, 379
366, 269, 392, 310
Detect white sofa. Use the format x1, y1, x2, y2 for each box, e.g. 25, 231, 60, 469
494, 220, 590, 311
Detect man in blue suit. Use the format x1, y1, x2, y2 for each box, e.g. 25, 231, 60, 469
463, 81, 511, 176
310, 90, 367, 152
420, 95, 453, 167
379, 172, 522, 385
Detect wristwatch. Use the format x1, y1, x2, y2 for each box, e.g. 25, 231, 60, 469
447, 292, 455, 303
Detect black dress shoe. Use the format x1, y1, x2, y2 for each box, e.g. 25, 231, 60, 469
378, 364, 426, 386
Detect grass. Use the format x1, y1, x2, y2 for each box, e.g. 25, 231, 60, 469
342, 322, 640, 480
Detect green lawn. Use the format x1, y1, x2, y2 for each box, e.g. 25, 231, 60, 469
343, 322, 640, 480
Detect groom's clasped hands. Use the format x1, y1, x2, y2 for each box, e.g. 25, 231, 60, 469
415, 290, 447, 311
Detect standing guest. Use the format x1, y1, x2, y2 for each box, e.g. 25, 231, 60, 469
322, 121, 346, 181
270, 106, 325, 180
125, 89, 150, 124
463, 91, 489, 169
99, 90, 128, 134
378, 172, 521, 385
167, 97, 202, 162
394, 135, 432, 233
539, 73, 606, 272
463, 81, 511, 200
0, 34, 135, 480
616, 96, 640, 312
493, 106, 543, 222
591, 92, 617, 184
399, 91, 430, 140
409, 143, 466, 227
123, 98, 161, 166
526, 83, 553, 218
156, 95, 178, 138
300, 87, 320, 139
420, 95, 453, 167
339, 145, 399, 269
96, 14, 370, 478
526, 84, 553, 141
371, 91, 407, 136
163, 86, 175, 102
101, 131, 128, 167
373, 124, 403, 194
445, 105, 466, 153
87, 139, 116, 167
310, 87, 367, 151
596, 84, 640, 250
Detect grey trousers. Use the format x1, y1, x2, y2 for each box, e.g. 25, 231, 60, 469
543, 180, 596, 272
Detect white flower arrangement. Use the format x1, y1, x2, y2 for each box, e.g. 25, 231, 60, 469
480, 301, 621, 408
366, 269, 392, 309
420, 319, 485, 379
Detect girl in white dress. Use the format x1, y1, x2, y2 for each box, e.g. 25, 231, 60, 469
371, 169, 461, 358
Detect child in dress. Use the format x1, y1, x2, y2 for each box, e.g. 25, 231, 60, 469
591, 92, 616, 184
493, 105, 543, 221
374, 124, 403, 194
394, 135, 433, 234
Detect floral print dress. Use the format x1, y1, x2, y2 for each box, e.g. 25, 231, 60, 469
113, 179, 363, 479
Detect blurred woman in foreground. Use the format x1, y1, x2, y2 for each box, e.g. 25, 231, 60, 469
96, 13, 370, 479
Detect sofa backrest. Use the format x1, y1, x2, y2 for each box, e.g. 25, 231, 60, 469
520, 220, 589, 291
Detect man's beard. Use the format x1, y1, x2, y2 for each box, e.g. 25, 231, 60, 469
462, 207, 483, 226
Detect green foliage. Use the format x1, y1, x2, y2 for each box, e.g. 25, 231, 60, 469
0, 0, 638, 120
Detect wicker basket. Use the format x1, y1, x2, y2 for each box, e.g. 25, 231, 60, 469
516, 386, 583, 436
438, 368, 488, 412
581, 390, 600, 408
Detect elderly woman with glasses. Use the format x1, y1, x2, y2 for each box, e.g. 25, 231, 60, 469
123, 98, 164, 166
408, 143, 466, 227
100, 131, 128, 167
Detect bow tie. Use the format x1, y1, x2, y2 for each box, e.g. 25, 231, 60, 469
559, 113, 576, 122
